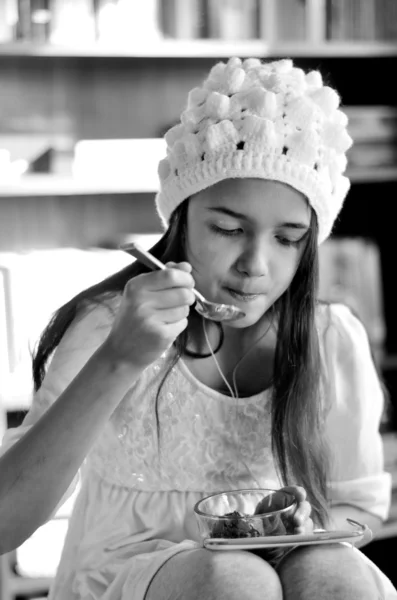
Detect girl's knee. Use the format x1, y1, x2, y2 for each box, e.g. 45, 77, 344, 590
147, 548, 282, 600
278, 544, 379, 599
200, 549, 282, 599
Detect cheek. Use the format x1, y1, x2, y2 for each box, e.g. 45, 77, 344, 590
192, 248, 228, 280
272, 253, 301, 288
187, 230, 227, 271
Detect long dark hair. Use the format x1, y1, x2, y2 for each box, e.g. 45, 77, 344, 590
271, 209, 330, 528
32, 197, 330, 528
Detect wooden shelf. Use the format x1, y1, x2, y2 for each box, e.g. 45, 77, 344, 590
1, 40, 397, 59
0, 174, 158, 197
270, 42, 397, 58
348, 167, 397, 184
0, 39, 268, 58
2, 166, 397, 198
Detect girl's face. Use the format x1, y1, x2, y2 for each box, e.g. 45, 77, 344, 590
186, 178, 311, 328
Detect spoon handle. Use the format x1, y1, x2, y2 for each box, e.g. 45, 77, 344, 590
120, 242, 205, 303
120, 242, 167, 271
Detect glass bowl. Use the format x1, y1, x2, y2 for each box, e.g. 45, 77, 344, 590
194, 488, 297, 540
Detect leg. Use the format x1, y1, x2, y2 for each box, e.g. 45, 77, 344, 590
277, 544, 380, 600
145, 547, 283, 600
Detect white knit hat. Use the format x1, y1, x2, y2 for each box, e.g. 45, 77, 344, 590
155, 57, 353, 244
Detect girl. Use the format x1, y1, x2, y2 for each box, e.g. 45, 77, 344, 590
1, 57, 396, 600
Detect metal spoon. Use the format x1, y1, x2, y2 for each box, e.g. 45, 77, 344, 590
120, 242, 245, 322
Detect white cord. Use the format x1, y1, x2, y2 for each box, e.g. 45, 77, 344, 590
202, 320, 236, 399
201, 318, 273, 490
202, 318, 273, 400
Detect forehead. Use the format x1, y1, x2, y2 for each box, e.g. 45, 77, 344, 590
189, 178, 311, 225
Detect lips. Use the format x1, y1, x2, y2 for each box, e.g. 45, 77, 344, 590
224, 285, 265, 296
224, 286, 264, 302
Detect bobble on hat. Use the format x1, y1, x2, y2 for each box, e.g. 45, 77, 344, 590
155, 57, 353, 244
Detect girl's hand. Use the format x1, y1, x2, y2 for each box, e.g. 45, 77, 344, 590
280, 485, 314, 535
103, 262, 196, 370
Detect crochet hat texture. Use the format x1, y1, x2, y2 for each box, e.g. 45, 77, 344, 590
155, 57, 353, 244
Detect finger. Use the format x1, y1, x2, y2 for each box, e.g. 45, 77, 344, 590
171, 319, 189, 339
293, 500, 312, 525
150, 288, 196, 309
160, 266, 195, 288
165, 261, 193, 273
281, 485, 307, 503
157, 305, 191, 324
132, 268, 195, 292
294, 518, 314, 535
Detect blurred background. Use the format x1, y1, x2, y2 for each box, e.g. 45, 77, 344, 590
0, 0, 397, 597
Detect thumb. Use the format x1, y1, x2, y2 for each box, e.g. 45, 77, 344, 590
281, 485, 307, 503
165, 261, 192, 273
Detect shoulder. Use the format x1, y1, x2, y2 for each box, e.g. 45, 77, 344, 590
315, 302, 385, 423
315, 302, 378, 381
316, 302, 371, 358
45, 294, 122, 376
63, 295, 120, 343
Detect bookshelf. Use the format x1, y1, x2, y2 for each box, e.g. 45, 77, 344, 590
1, 40, 397, 58
1, 0, 397, 56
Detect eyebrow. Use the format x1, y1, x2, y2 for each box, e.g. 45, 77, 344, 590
206, 207, 310, 230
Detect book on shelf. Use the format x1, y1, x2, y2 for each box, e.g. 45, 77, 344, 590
346, 107, 397, 143
30, 0, 51, 43
15, 0, 32, 41
160, 0, 203, 39
345, 106, 397, 169
2, 0, 265, 45
2, 0, 164, 44
15, 0, 52, 44
326, 0, 374, 41
4, 0, 397, 46
0, 0, 18, 43
94, 0, 162, 44
160, 0, 260, 41
326, 0, 397, 41
273, 0, 306, 43
318, 237, 385, 364
50, 0, 96, 45
206, 0, 260, 40
348, 143, 397, 169
94, 0, 118, 42
376, 0, 397, 41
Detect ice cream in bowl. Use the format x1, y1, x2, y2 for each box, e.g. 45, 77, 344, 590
194, 488, 297, 541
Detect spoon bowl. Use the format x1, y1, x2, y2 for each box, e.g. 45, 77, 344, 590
120, 243, 245, 322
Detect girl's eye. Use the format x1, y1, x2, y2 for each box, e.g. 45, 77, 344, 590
276, 236, 303, 248
210, 224, 243, 237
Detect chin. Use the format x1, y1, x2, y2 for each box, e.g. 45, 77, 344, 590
226, 308, 268, 329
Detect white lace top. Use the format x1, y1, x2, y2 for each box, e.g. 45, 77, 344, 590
1, 301, 393, 600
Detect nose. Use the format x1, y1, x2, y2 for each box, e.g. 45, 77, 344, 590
235, 240, 269, 278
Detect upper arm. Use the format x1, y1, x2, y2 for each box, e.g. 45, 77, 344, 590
1, 300, 116, 454
0, 300, 117, 517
